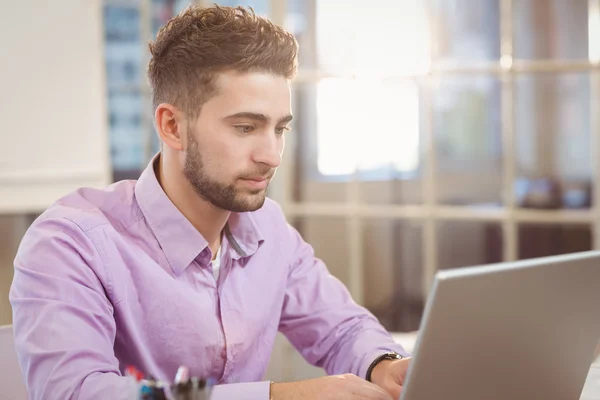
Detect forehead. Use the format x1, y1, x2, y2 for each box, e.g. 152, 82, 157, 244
202, 70, 292, 117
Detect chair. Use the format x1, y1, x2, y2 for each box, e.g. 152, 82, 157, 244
0, 325, 28, 399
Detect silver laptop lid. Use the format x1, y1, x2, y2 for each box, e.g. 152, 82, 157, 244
401, 250, 600, 400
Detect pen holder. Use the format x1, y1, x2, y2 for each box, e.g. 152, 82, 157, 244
170, 377, 214, 400
127, 365, 214, 400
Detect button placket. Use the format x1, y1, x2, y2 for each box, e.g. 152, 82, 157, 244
218, 253, 235, 380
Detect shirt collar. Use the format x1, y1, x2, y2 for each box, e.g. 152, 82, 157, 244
224, 211, 264, 261
134, 154, 264, 274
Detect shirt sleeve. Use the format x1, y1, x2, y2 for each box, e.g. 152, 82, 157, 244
9, 217, 137, 400
278, 224, 410, 380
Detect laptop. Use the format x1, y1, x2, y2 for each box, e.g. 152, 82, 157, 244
400, 250, 600, 400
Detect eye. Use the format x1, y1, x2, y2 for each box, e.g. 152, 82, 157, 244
235, 125, 254, 134
275, 126, 290, 136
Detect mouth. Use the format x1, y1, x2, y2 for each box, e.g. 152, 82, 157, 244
244, 176, 270, 182
239, 175, 272, 190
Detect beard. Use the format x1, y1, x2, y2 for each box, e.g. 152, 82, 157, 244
183, 131, 272, 212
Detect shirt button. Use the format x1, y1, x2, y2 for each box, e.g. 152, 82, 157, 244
221, 349, 227, 360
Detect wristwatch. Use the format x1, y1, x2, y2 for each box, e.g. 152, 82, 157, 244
365, 352, 404, 382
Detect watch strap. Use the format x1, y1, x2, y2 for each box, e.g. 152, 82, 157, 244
365, 352, 404, 382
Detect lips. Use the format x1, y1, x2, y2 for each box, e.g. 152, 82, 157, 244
242, 173, 273, 182
238, 172, 273, 190
240, 176, 270, 190
245, 176, 269, 182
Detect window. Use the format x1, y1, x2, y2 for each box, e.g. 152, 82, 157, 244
316, 79, 420, 176
216, 0, 269, 15
311, 0, 428, 177
285, 0, 600, 334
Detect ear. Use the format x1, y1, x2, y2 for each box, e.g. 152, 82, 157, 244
155, 103, 186, 151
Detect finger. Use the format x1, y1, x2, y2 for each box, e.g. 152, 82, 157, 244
392, 384, 402, 399
386, 373, 405, 398
376, 378, 402, 400
340, 374, 393, 400
352, 379, 394, 400
389, 358, 411, 386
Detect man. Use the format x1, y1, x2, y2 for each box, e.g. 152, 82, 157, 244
10, 5, 411, 400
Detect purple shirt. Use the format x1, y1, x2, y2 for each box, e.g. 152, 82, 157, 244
10, 158, 407, 400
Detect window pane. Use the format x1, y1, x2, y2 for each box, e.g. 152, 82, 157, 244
316, 79, 420, 176
437, 221, 503, 270
291, 84, 349, 202
108, 90, 145, 179
152, 0, 194, 36
104, 5, 141, 87
513, 0, 589, 60
292, 78, 422, 203
150, 117, 161, 156
290, 217, 351, 288
286, 0, 312, 68
104, 4, 144, 180
518, 223, 592, 260
315, 0, 429, 76
514, 73, 592, 209
363, 220, 423, 332
214, 0, 269, 16
433, 76, 503, 206
429, 0, 500, 64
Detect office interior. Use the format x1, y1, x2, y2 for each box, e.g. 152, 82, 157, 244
1, 0, 600, 396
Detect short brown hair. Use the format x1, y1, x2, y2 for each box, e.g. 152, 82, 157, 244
148, 5, 298, 119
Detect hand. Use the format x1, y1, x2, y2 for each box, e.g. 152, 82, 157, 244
271, 374, 393, 400
370, 357, 412, 399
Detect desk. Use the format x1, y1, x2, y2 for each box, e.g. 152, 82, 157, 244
580, 365, 600, 400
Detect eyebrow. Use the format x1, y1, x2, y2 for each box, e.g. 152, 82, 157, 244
224, 112, 293, 124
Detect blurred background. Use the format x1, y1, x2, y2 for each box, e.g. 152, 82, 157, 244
1, 0, 600, 382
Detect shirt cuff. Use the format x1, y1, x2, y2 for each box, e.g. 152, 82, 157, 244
210, 380, 271, 400
358, 344, 411, 381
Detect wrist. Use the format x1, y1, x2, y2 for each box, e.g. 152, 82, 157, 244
365, 352, 404, 382
370, 359, 393, 385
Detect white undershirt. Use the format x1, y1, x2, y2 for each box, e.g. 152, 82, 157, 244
211, 245, 222, 280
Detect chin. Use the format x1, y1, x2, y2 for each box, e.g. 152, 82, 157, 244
227, 192, 267, 212
243, 195, 267, 212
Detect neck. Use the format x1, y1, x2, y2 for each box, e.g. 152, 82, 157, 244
156, 153, 229, 253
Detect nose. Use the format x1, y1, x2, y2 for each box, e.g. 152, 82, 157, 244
253, 133, 283, 168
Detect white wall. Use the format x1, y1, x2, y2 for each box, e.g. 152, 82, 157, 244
0, 0, 111, 213
0, 0, 110, 324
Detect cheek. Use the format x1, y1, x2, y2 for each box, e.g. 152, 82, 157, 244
204, 155, 230, 179
222, 141, 254, 166
210, 147, 246, 179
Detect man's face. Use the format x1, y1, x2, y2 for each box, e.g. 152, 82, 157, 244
183, 70, 292, 212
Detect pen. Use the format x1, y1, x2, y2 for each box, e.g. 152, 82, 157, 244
126, 365, 144, 382
194, 377, 215, 400
152, 383, 168, 400
173, 366, 193, 400
138, 380, 155, 400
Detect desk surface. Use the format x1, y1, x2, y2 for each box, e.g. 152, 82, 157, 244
580, 365, 600, 400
